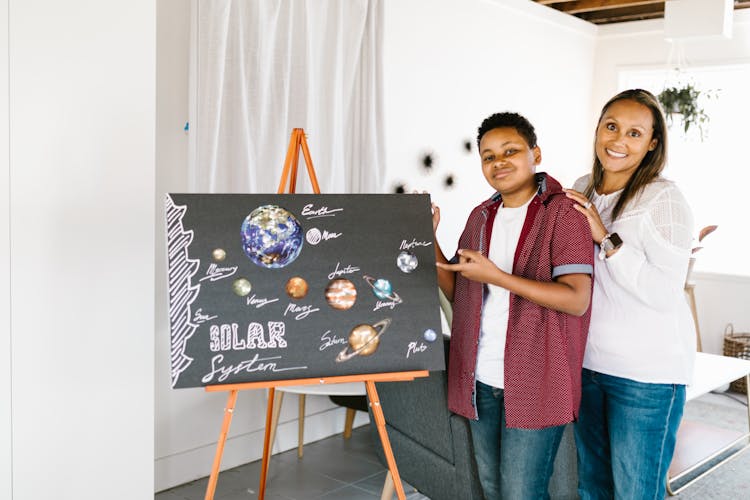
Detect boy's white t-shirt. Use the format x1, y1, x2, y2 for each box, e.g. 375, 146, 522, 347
476, 194, 534, 389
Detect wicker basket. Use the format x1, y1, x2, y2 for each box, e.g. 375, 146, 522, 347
723, 323, 750, 394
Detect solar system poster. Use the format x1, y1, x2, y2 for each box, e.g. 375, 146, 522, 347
165, 193, 445, 389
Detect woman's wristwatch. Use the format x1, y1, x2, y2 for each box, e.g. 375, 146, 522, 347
599, 232, 623, 260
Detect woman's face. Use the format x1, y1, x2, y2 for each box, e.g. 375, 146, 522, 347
595, 99, 658, 181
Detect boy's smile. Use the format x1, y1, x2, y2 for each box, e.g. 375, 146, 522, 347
479, 127, 541, 207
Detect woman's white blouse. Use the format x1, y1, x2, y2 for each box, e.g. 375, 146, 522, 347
573, 175, 696, 385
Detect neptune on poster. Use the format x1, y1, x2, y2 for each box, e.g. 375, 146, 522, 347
165, 193, 445, 389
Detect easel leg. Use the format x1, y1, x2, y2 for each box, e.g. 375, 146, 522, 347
204, 390, 239, 500
298, 394, 306, 458
380, 470, 396, 500
366, 381, 406, 500
344, 408, 356, 439
259, 387, 280, 500
267, 390, 283, 454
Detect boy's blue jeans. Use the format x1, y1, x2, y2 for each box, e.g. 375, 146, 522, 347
469, 381, 565, 500
574, 368, 686, 500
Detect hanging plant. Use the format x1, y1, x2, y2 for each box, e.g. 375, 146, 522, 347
657, 84, 715, 139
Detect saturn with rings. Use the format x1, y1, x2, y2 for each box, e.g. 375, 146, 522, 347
335, 318, 392, 362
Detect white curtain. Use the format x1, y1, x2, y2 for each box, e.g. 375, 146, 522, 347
188, 0, 385, 194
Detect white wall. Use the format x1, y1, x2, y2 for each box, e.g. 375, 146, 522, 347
5, 1, 155, 499
383, 0, 598, 253
1, 1, 11, 498
693, 272, 750, 356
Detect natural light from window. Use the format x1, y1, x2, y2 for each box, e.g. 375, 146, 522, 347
620, 64, 750, 277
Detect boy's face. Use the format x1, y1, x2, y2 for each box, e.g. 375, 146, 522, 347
479, 127, 541, 198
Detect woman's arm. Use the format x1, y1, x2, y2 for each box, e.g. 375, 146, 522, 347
567, 185, 694, 309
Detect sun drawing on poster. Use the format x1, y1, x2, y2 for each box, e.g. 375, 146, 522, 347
165, 195, 201, 387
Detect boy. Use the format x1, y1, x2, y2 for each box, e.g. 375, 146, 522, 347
433, 112, 593, 499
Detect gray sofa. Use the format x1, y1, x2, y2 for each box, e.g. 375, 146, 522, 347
369, 336, 579, 499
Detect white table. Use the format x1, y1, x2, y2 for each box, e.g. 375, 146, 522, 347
668, 352, 750, 495
268, 382, 367, 458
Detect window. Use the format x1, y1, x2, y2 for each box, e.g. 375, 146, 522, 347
620, 64, 750, 276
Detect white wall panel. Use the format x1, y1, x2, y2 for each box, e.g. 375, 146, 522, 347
8, 1, 155, 498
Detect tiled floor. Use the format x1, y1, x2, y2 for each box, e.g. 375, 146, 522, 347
157, 392, 750, 500
155, 425, 428, 500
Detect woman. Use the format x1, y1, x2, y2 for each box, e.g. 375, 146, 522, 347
565, 89, 695, 499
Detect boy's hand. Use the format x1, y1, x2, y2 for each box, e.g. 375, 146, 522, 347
436, 249, 501, 285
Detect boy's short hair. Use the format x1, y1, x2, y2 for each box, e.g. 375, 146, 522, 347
476, 112, 537, 149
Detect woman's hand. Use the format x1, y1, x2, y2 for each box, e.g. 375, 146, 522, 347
564, 189, 608, 243
431, 202, 440, 233
435, 249, 502, 285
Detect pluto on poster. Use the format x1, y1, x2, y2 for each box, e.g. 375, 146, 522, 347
165, 193, 445, 388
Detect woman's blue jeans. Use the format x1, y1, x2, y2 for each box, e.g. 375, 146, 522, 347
469, 381, 565, 500
574, 368, 686, 500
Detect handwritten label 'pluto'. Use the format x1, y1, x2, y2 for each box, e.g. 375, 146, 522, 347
199, 263, 238, 282
400, 239, 432, 251
328, 262, 361, 280
301, 204, 344, 219
319, 330, 348, 351
284, 303, 320, 320
406, 341, 427, 358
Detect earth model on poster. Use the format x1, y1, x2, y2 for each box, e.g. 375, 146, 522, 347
363, 275, 402, 303
241, 204, 303, 269
396, 251, 419, 273
336, 318, 392, 362
232, 277, 252, 297
325, 278, 357, 310
286, 276, 309, 299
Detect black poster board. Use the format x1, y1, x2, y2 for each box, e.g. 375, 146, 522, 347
166, 193, 445, 388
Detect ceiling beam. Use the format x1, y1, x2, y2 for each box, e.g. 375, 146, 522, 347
578, 4, 665, 24
535, 0, 750, 24
556, 0, 663, 15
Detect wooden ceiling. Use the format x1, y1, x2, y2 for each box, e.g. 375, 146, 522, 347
533, 0, 750, 25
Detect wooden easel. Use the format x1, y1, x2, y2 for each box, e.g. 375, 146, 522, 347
203, 128, 428, 500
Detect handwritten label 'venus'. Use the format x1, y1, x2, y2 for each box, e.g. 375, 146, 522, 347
246, 294, 279, 308
328, 261, 360, 280
301, 204, 344, 219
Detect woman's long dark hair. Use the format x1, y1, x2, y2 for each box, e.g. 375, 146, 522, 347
584, 89, 668, 221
